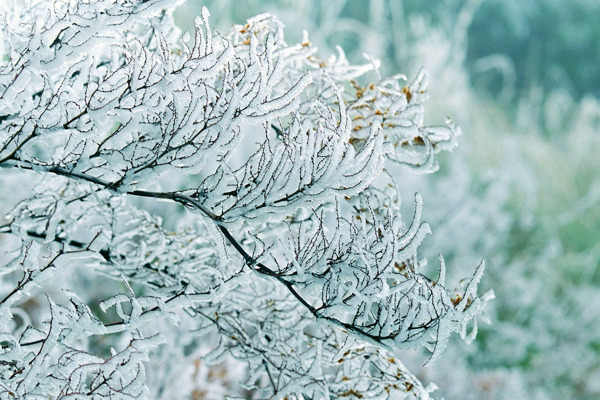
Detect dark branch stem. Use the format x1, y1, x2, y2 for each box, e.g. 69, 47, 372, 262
1, 158, 388, 345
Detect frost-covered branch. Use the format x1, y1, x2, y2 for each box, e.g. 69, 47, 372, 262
0, 1, 491, 398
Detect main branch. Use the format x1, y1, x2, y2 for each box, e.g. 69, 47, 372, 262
1, 158, 393, 346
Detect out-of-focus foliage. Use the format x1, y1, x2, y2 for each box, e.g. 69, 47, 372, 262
175, 0, 600, 399
467, 0, 600, 101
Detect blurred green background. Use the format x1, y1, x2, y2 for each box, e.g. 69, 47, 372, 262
173, 1, 600, 399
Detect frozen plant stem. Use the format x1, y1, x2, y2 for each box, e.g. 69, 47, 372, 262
1, 156, 406, 344
0, 1, 492, 398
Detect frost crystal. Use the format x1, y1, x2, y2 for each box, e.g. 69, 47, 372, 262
0, 1, 491, 399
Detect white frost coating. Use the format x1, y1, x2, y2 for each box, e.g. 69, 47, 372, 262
0, 2, 490, 399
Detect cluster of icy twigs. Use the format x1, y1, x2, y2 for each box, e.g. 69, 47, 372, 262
0, 1, 492, 398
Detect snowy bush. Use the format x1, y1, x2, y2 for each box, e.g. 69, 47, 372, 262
210, 2, 600, 399
0, 1, 492, 398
